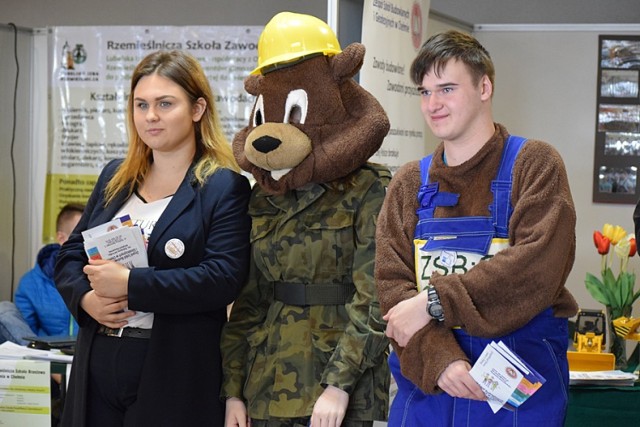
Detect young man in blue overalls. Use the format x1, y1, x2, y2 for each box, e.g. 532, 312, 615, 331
375, 30, 579, 426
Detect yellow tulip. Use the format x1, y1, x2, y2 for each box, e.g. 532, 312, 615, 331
602, 224, 627, 245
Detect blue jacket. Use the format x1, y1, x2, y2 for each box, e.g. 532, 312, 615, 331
55, 158, 251, 427
14, 243, 79, 336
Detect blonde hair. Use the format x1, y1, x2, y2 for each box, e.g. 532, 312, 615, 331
104, 50, 239, 204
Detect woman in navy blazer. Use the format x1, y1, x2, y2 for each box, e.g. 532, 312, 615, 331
55, 50, 251, 427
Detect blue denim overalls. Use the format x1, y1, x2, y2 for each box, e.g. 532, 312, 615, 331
388, 136, 569, 426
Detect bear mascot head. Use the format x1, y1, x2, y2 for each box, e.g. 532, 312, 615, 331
233, 11, 390, 193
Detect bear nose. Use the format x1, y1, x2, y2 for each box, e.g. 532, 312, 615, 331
252, 136, 282, 154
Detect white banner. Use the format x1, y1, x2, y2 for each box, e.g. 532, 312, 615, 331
44, 26, 261, 241
0, 359, 51, 426
360, 0, 431, 173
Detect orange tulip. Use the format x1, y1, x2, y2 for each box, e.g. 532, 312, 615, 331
593, 230, 610, 255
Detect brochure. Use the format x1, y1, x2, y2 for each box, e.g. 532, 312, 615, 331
83, 215, 148, 269
81, 214, 133, 240
469, 341, 546, 413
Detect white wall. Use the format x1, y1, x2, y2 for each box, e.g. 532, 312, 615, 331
0, 0, 326, 27
476, 27, 640, 315
0, 25, 36, 301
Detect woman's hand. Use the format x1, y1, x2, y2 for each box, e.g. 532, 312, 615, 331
83, 259, 130, 298
310, 385, 349, 427
79, 290, 135, 328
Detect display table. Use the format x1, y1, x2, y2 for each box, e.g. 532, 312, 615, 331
565, 382, 640, 426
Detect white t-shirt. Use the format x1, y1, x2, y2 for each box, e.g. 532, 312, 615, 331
114, 192, 172, 329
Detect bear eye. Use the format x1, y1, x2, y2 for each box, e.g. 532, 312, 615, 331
252, 95, 265, 127
284, 89, 308, 125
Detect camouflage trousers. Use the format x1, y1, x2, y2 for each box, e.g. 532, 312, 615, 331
250, 418, 373, 427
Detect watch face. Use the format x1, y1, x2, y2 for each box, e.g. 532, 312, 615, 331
429, 303, 444, 318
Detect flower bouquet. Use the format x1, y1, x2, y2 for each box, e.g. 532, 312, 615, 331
585, 224, 638, 369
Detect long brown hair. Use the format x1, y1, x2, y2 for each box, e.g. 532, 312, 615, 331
104, 50, 239, 204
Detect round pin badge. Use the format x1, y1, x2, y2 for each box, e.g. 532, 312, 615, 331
164, 238, 185, 259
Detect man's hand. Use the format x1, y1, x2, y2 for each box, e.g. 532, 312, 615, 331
382, 291, 430, 347
310, 385, 349, 427
225, 397, 250, 427
437, 360, 486, 401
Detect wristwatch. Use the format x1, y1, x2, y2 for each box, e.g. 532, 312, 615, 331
426, 286, 444, 322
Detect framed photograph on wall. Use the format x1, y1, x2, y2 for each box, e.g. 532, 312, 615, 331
600, 69, 638, 98
593, 35, 640, 204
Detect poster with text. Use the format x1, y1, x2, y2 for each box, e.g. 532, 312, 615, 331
45, 26, 261, 242
360, 0, 430, 173
0, 360, 51, 427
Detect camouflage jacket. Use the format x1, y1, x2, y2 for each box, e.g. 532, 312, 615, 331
221, 164, 391, 421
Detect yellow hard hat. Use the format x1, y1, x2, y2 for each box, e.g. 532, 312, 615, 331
251, 12, 342, 75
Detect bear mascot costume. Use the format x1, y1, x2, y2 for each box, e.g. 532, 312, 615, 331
221, 12, 391, 427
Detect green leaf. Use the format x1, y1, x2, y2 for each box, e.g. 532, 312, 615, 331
585, 273, 614, 305
609, 305, 624, 320
603, 268, 617, 291
629, 272, 638, 304
619, 273, 635, 307
616, 274, 625, 307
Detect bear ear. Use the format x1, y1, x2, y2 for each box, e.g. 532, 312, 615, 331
244, 74, 262, 95
329, 43, 365, 82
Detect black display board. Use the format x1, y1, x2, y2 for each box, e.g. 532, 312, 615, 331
593, 35, 640, 204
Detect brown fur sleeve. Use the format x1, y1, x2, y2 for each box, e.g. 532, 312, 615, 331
375, 161, 421, 316
375, 159, 469, 393
432, 139, 578, 339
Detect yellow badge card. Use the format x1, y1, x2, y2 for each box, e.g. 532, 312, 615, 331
414, 238, 509, 292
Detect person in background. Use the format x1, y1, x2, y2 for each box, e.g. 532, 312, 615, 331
375, 30, 578, 426
0, 203, 83, 345
55, 50, 251, 427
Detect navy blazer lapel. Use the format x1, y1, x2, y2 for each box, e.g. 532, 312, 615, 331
146, 175, 196, 256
